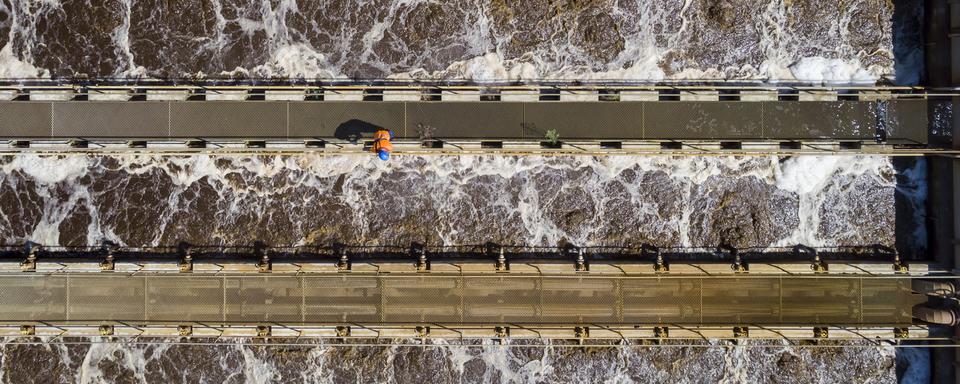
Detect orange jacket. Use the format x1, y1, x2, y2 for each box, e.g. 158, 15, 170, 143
371, 129, 393, 153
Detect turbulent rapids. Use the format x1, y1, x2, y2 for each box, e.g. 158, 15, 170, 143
0, 154, 926, 252
0, 0, 924, 82
0, 0, 944, 382
0, 154, 933, 382
0, 339, 907, 383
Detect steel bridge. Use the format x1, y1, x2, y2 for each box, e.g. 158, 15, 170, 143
0, 244, 950, 343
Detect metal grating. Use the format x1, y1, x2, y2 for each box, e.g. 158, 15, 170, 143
0, 99, 930, 142
0, 274, 921, 326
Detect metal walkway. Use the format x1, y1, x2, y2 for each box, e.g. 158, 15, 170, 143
0, 99, 935, 143
0, 273, 921, 327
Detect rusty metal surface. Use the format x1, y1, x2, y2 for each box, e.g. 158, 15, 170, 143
0, 273, 921, 326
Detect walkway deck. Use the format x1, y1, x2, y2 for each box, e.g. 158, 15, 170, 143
0, 100, 931, 143
0, 273, 921, 326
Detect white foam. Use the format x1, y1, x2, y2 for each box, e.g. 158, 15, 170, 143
2, 155, 90, 184
771, 156, 904, 247
0, 154, 921, 250
0, 45, 48, 78
249, 43, 342, 79
788, 57, 877, 84
76, 339, 169, 383
110, 0, 149, 78
240, 346, 282, 383
0, 0, 56, 79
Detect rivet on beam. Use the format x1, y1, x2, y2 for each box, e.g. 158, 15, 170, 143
178, 244, 194, 273
336, 245, 350, 272
415, 326, 430, 338
20, 242, 40, 272
643, 244, 668, 273
574, 326, 589, 340
19, 325, 35, 336
495, 247, 508, 272
796, 244, 827, 273
574, 248, 588, 272
255, 243, 271, 273
413, 244, 429, 272
893, 327, 909, 339
733, 326, 749, 338
256, 325, 272, 338
813, 327, 829, 339
654, 326, 669, 338
99, 242, 117, 272
718, 245, 747, 273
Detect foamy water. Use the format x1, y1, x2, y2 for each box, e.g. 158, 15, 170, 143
0, 154, 931, 382
0, 338, 905, 383
0, 154, 926, 252
0, 0, 923, 83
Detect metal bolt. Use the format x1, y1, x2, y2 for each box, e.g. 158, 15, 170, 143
575, 248, 587, 272
654, 326, 669, 338
337, 249, 350, 271
416, 248, 428, 272
496, 247, 507, 272
813, 327, 828, 339
258, 250, 271, 273
415, 326, 430, 338
574, 326, 589, 339
733, 326, 749, 338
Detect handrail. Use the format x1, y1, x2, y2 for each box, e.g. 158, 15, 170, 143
0, 84, 956, 96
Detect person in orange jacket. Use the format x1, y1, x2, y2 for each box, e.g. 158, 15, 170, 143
370, 129, 393, 161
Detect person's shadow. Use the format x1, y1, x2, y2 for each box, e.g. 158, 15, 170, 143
334, 119, 382, 143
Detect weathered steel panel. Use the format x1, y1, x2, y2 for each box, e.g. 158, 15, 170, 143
170, 102, 287, 137
0, 274, 920, 326
53, 102, 169, 137
523, 102, 642, 139
405, 102, 524, 139
764, 101, 878, 140
0, 102, 51, 137
884, 99, 929, 144
288, 102, 405, 139
643, 102, 764, 139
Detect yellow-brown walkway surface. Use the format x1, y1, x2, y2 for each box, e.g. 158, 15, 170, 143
0, 273, 922, 326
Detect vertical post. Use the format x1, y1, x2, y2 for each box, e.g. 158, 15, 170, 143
615, 278, 623, 324
699, 277, 703, 325
778, 276, 783, 324
143, 275, 148, 323
300, 275, 306, 325
379, 275, 386, 324
858, 278, 864, 325
222, 275, 227, 325
64, 275, 70, 322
